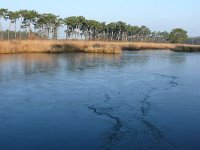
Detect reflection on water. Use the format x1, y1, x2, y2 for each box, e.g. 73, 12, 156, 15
0, 53, 121, 76
0, 50, 200, 150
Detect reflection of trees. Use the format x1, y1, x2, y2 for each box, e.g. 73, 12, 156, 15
0, 52, 151, 80
120, 51, 150, 66
169, 52, 186, 64
64, 53, 121, 72
0, 54, 121, 78
22, 54, 60, 75
64, 52, 150, 72
0, 54, 60, 80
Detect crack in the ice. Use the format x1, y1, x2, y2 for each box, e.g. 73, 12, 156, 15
140, 73, 179, 117
152, 73, 179, 90
141, 94, 151, 116
138, 73, 180, 147
141, 119, 164, 141
86, 73, 179, 149
87, 105, 123, 143
104, 93, 111, 102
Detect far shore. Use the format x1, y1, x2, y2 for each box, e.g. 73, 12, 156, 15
0, 40, 200, 54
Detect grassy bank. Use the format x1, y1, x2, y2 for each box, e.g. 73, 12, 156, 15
116, 42, 176, 50
0, 40, 122, 54
0, 40, 200, 54
172, 45, 200, 52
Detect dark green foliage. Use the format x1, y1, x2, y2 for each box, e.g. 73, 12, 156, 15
169, 28, 188, 43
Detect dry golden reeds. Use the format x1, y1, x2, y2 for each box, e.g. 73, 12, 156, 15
0, 40, 199, 54
172, 45, 200, 52
0, 40, 122, 54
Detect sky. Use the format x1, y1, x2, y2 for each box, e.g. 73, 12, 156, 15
0, 0, 200, 36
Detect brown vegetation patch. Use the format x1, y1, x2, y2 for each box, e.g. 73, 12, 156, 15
172, 45, 200, 52
0, 40, 199, 54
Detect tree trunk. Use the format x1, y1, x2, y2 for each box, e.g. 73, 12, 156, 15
111, 31, 113, 41
66, 26, 69, 39
28, 21, 31, 39
88, 31, 91, 40
53, 28, 58, 40
80, 33, 83, 40
84, 32, 87, 40
14, 20, 17, 39
19, 17, 22, 40
0, 21, 3, 40
47, 29, 50, 39
74, 31, 76, 39
8, 21, 11, 40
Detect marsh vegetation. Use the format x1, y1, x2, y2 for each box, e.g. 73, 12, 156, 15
1, 8, 200, 53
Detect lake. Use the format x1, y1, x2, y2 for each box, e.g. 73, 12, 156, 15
0, 50, 200, 150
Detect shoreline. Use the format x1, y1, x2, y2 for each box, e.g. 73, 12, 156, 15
0, 40, 200, 54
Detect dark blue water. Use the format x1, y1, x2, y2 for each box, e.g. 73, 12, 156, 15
0, 50, 200, 150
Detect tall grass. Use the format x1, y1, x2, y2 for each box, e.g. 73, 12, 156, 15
114, 42, 176, 50
172, 45, 200, 52
0, 40, 121, 54
0, 40, 199, 54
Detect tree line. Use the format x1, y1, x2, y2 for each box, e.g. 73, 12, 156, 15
187, 37, 200, 45
0, 8, 188, 43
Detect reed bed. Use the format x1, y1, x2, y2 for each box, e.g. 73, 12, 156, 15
0, 40, 199, 54
172, 45, 200, 52
0, 40, 121, 54
114, 42, 176, 50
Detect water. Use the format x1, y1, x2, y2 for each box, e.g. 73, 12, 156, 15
0, 50, 200, 150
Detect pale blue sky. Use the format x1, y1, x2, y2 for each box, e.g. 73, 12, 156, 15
1, 0, 200, 36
